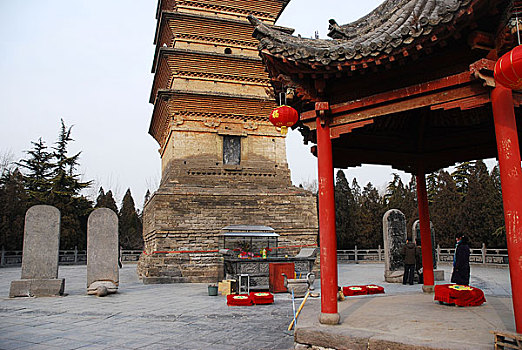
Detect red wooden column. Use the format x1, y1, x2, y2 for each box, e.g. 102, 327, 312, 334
315, 102, 340, 325
415, 169, 435, 292
491, 85, 522, 333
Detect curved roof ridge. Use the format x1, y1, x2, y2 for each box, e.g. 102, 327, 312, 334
248, 0, 477, 67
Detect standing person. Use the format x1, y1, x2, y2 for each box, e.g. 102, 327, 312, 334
402, 239, 418, 285
451, 235, 470, 285
118, 245, 123, 268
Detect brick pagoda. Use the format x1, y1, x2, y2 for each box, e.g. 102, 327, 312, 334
137, 0, 318, 283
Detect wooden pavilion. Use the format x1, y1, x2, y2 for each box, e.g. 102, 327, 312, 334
248, 0, 522, 330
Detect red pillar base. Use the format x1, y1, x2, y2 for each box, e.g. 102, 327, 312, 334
319, 312, 340, 325
422, 285, 435, 293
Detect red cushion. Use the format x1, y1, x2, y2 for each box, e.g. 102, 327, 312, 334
249, 292, 274, 304
342, 285, 368, 296
227, 294, 253, 306
434, 284, 486, 307
366, 284, 385, 294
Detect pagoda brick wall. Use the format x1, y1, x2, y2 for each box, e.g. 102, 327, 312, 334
138, 0, 317, 283
137, 187, 317, 283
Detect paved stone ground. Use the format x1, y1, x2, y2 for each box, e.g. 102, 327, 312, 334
297, 263, 514, 350
0, 265, 295, 350
0, 263, 513, 350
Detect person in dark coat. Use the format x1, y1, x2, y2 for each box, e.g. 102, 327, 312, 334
451, 235, 470, 285
402, 239, 418, 285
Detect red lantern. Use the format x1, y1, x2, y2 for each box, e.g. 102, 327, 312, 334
494, 46, 522, 90
269, 105, 299, 135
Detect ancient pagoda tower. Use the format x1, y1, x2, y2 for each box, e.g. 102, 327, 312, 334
137, 0, 318, 283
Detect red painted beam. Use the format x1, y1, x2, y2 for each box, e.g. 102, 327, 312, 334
301, 71, 475, 121
430, 93, 490, 111
330, 119, 374, 139
492, 85, 522, 333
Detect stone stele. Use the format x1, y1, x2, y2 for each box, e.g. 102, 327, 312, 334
413, 220, 445, 281
9, 205, 65, 297
87, 208, 119, 296
383, 209, 406, 283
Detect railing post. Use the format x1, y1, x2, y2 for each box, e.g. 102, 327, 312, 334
437, 244, 440, 265
354, 245, 358, 264
74, 246, 78, 264
1, 246, 4, 267
482, 243, 486, 264
378, 245, 382, 261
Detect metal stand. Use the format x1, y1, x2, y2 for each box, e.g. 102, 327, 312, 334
238, 274, 250, 294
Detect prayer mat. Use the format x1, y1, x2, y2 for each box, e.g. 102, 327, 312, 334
434, 284, 486, 307
366, 284, 385, 294
249, 291, 274, 304
342, 285, 368, 296
227, 294, 253, 306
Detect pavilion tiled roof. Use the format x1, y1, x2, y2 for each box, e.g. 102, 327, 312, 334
248, 0, 505, 69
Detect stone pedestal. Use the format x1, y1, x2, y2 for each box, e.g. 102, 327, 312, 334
434, 269, 445, 281
138, 186, 318, 283
9, 279, 65, 298
10, 205, 64, 297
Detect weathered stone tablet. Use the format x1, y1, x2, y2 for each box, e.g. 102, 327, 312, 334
383, 209, 406, 283
9, 205, 65, 297
87, 208, 119, 296
413, 220, 445, 281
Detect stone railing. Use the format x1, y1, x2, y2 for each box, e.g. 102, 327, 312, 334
337, 244, 509, 266
0, 248, 143, 267
2, 245, 508, 267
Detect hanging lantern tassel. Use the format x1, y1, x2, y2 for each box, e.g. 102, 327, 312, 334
269, 105, 299, 135
494, 45, 522, 90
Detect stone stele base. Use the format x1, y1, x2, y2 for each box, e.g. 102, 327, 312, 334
434, 269, 444, 281
384, 270, 404, 283
9, 279, 65, 297
87, 281, 118, 297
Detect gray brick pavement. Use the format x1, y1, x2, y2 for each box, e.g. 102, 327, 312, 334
0, 263, 512, 350
0, 265, 294, 350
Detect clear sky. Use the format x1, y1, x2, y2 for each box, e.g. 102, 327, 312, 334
0, 0, 415, 208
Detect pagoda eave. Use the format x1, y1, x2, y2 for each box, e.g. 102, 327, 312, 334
149, 89, 277, 146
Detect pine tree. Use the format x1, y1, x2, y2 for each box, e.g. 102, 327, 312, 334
334, 170, 357, 249
426, 172, 438, 204
452, 161, 473, 196
95, 187, 105, 207
95, 187, 118, 214
351, 178, 361, 205
384, 173, 404, 208
385, 174, 417, 237
0, 169, 28, 250
47, 120, 92, 249
119, 189, 143, 249
460, 161, 505, 247
429, 170, 461, 247
104, 190, 118, 214
489, 164, 506, 246
491, 165, 502, 196
358, 182, 386, 248
16, 138, 53, 204
49, 120, 91, 201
